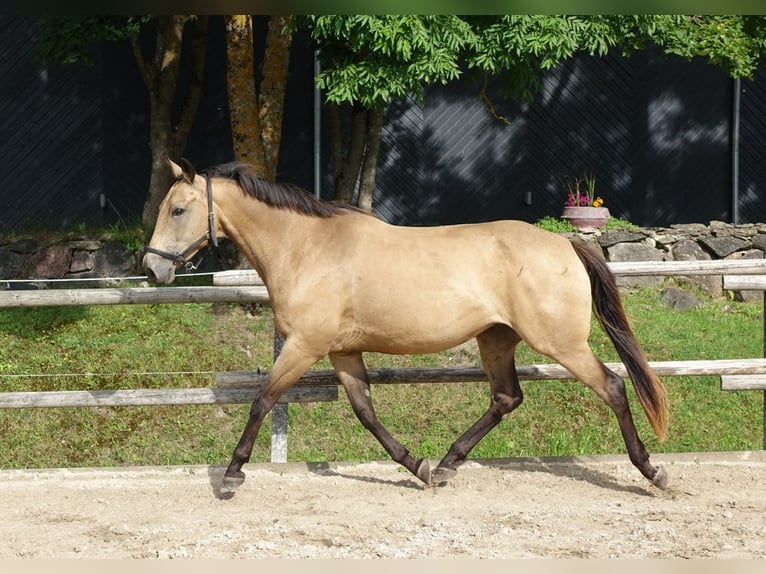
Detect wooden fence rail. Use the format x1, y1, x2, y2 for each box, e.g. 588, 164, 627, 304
2, 358, 763, 410
2, 258, 766, 460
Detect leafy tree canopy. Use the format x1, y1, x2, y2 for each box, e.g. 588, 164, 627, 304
37, 16, 149, 65
308, 15, 476, 107
309, 15, 766, 107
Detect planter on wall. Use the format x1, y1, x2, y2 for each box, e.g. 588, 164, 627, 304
561, 206, 610, 231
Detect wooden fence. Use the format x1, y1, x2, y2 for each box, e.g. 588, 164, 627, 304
2, 259, 766, 462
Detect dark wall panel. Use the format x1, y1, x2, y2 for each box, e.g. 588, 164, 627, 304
739, 69, 766, 224
372, 48, 735, 227
0, 16, 104, 231
1, 16, 763, 232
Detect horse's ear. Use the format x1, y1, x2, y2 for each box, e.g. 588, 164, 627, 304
168, 157, 195, 183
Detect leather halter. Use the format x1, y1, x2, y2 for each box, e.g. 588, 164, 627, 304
144, 174, 219, 270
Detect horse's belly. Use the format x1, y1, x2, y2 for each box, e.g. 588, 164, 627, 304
344, 297, 503, 354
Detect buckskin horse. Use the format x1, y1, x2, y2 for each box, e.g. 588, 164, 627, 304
143, 158, 669, 494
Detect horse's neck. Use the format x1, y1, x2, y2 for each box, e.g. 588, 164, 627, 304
215, 184, 316, 286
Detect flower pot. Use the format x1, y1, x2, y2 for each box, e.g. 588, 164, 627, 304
561, 206, 610, 232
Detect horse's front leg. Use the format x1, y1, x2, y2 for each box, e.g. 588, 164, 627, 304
220, 339, 321, 495
330, 352, 432, 485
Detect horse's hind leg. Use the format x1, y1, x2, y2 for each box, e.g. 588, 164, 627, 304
330, 351, 431, 485
555, 346, 666, 489
432, 325, 524, 485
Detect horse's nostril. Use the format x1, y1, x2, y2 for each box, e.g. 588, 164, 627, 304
145, 266, 157, 283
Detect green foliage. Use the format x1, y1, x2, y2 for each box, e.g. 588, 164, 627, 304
535, 215, 637, 233
535, 216, 575, 233
309, 15, 475, 107
307, 15, 766, 108
639, 15, 766, 78
604, 216, 639, 231
105, 223, 147, 252
468, 15, 621, 101
37, 16, 149, 66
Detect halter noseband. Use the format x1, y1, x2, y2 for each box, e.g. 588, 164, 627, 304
144, 174, 219, 271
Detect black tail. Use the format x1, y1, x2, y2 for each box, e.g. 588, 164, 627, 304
571, 240, 668, 441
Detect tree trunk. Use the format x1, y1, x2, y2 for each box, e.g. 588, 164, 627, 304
225, 15, 266, 172
259, 16, 293, 181
134, 15, 208, 230
224, 16, 293, 269
332, 104, 369, 204
225, 15, 293, 182
171, 16, 208, 156
328, 104, 385, 212
357, 107, 384, 213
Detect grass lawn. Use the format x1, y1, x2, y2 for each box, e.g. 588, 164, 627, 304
0, 284, 763, 470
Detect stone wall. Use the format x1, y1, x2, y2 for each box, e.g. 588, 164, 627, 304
0, 236, 138, 285
1, 222, 765, 300
574, 221, 766, 301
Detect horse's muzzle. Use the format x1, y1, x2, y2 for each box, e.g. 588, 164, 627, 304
143, 253, 176, 285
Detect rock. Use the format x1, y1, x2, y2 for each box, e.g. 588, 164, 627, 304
67, 240, 104, 251
670, 223, 709, 234
752, 234, 766, 252
598, 230, 646, 248
69, 250, 95, 274
699, 236, 749, 258
660, 287, 701, 311
0, 248, 23, 279
671, 239, 721, 298
672, 239, 711, 261
26, 244, 72, 279
726, 249, 764, 302
5, 238, 38, 254
652, 233, 678, 247
75, 240, 135, 278
605, 242, 664, 287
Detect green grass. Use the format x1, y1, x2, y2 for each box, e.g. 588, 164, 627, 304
0, 287, 763, 470
535, 215, 638, 233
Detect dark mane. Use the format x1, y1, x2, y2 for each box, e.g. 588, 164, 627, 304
203, 162, 363, 218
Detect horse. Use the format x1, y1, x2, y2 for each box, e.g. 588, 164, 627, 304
143, 158, 669, 494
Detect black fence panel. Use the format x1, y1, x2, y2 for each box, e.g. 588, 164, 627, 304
0, 16, 104, 231
739, 69, 766, 224
371, 48, 736, 227
2, 17, 764, 232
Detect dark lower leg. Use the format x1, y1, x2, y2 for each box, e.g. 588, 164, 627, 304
436, 327, 523, 481
223, 397, 275, 482
221, 341, 320, 492
435, 390, 522, 477
604, 370, 666, 488
349, 383, 431, 483
331, 353, 431, 484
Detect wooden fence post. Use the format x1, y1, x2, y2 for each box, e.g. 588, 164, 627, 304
270, 329, 288, 463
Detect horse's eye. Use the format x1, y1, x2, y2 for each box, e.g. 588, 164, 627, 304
171, 207, 185, 217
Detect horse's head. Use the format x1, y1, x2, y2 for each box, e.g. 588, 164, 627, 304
143, 158, 218, 284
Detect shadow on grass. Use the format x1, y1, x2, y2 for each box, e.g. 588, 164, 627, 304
0, 306, 88, 339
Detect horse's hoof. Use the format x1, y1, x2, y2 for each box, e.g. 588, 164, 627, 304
415, 459, 432, 485
651, 465, 668, 490
220, 474, 245, 495
431, 466, 457, 486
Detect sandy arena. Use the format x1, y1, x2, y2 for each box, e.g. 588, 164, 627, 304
1, 451, 765, 559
